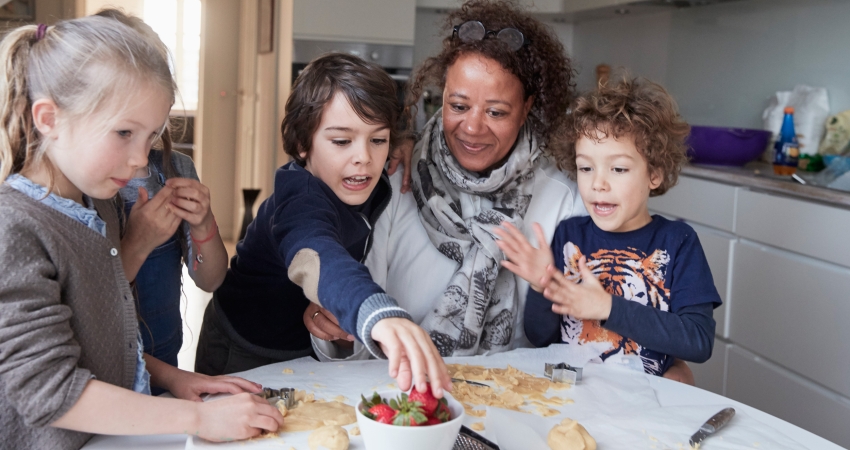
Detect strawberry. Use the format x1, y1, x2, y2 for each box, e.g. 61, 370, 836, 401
390, 393, 428, 426
431, 398, 451, 423
424, 417, 442, 426
409, 384, 439, 416
368, 403, 397, 424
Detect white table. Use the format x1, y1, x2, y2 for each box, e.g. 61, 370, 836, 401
82, 348, 844, 450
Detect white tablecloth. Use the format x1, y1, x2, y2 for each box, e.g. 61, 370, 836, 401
82, 347, 844, 450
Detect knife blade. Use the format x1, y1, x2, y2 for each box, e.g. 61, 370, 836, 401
689, 407, 735, 448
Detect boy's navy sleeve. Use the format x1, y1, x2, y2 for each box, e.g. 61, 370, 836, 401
524, 222, 566, 347
525, 288, 561, 347
272, 190, 409, 358
603, 229, 721, 362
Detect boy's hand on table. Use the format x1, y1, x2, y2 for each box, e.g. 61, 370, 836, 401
494, 221, 554, 292
371, 318, 452, 398
194, 392, 283, 441
542, 256, 612, 320
663, 359, 695, 386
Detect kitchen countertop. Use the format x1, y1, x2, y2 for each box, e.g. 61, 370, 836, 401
683, 162, 850, 209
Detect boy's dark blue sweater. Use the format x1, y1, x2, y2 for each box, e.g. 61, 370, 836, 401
216, 162, 409, 356
525, 215, 721, 375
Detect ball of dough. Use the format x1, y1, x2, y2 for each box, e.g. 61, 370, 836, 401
547, 418, 596, 450
308, 425, 349, 450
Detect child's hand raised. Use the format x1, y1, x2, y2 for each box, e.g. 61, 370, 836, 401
494, 222, 553, 292
370, 318, 452, 398
542, 256, 612, 320
165, 178, 215, 236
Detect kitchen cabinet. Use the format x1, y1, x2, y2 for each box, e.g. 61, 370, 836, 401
690, 338, 729, 396
728, 239, 850, 399
648, 172, 850, 449
293, 0, 416, 45
726, 345, 850, 448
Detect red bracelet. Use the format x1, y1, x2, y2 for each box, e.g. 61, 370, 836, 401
191, 217, 218, 244
191, 217, 218, 271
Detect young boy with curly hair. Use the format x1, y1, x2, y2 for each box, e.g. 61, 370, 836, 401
495, 77, 721, 377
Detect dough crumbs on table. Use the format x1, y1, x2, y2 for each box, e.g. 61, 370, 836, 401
282, 368, 294, 374
447, 363, 573, 416
314, 383, 325, 389
349, 426, 360, 436
649, 436, 658, 442
333, 395, 347, 403
387, 384, 395, 388
309, 372, 315, 375
471, 422, 485, 431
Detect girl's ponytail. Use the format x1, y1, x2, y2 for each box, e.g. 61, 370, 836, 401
0, 25, 40, 182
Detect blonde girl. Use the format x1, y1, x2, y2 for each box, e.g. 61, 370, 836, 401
0, 16, 281, 449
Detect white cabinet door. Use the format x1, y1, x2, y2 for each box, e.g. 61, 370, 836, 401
735, 189, 850, 269
647, 176, 737, 232
726, 345, 850, 449
729, 240, 850, 399
687, 222, 734, 339
690, 338, 729, 396
294, 0, 416, 45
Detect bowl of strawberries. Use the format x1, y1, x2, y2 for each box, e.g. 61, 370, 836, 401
356, 384, 465, 450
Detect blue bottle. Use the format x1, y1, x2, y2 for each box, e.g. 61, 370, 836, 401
773, 106, 799, 176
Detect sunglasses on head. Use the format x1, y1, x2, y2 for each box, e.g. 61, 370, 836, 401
451, 20, 529, 52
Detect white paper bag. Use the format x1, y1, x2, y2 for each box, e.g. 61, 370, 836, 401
762, 85, 830, 155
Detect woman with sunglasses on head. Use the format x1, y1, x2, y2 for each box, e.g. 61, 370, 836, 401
305, 0, 697, 384
307, 0, 580, 357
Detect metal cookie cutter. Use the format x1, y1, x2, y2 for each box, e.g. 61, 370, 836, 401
544, 363, 582, 385
258, 387, 296, 408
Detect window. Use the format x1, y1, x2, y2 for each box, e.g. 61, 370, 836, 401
143, 0, 201, 113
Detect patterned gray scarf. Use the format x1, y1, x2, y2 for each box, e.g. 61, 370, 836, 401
412, 109, 542, 356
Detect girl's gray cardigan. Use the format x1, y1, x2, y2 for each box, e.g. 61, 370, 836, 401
0, 185, 139, 450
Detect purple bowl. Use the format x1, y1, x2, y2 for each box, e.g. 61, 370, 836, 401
687, 126, 771, 166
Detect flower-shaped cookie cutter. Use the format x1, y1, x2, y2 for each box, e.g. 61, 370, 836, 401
544, 363, 582, 385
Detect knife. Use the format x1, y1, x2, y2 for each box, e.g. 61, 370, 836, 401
689, 407, 736, 448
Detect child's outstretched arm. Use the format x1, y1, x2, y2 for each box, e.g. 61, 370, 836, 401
370, 318, 452, 397
494, 221, 554, 292
52, 379, 282, 441
166, 177, 228, 292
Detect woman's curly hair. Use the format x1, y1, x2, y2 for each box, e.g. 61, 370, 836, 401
555, 77, 690, 196
406, 0, 575, 153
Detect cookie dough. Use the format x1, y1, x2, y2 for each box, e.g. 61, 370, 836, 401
308, 425, 349, 450
547, 418, 596, 450
281, 401, 357, 433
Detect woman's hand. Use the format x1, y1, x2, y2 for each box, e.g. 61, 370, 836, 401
303, 303, 355, 342
165, 178, 214, 236
194, 393, 283, 441
494, 222, 554, 292
387, 137, 414, 193
121, 186, 181, 281
542, 257, 612, 321
370, 318, 452, 398
663, 359, 695, 386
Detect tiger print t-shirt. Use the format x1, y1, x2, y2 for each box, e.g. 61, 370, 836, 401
524, 215, 721, 376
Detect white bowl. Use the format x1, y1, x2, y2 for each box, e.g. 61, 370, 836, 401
355, 389, 465, 450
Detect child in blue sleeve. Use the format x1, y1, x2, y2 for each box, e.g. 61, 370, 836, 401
195, 53, 450, 397
495, 77, 721, 377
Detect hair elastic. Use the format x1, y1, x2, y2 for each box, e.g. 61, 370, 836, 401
35, 24, 47, 41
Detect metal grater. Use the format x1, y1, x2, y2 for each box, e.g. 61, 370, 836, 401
453, 425, 500, 450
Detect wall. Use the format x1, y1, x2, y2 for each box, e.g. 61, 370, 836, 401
196, 0, 239, 240
571, 0, 850, 129
0, 0, 76, 30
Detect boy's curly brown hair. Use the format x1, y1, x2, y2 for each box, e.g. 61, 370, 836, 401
555, 77, 690, 196
407, 0, 575, 152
